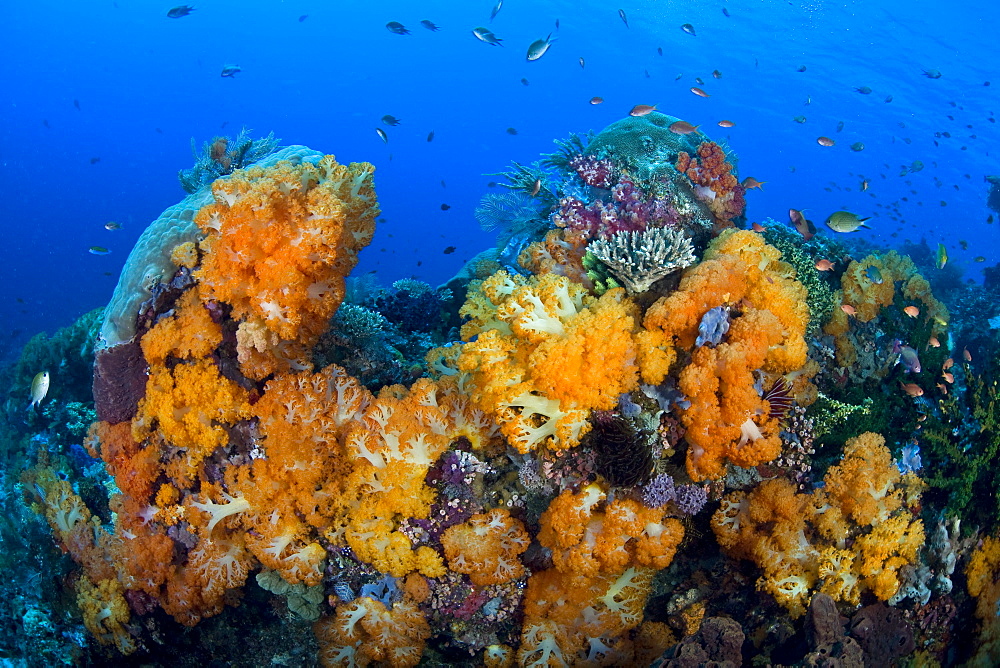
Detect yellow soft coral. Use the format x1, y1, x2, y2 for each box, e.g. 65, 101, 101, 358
194, 155, 378, 348
140, 287, 222, 365
711, 433, 925, 617
458, 272, 652, 453
315, 597, 430, 668
644, 229, 810, 480
76, 576, 135, 655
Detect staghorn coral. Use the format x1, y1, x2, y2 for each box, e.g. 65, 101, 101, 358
644, 230, 811, 481
587, 226, 696, 294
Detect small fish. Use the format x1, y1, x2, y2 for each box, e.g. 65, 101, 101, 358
903, 306, 920, 318
865, 265, 884, 284
936, 243, 948, 269
927, 336, 941, 348
694, 77, 705, 85
386, 21, 410, 35
668, 120, 700, 135
841, 304, 857, 316
420, 20, 441, 31
472, 27, 503, 46
923, 69, 942, 79
657, 47, 663, 56
960, 241, 969, 251
526, 33, 556, 61
298, 14, 308, 22
440, 204, 451, 211
718, 120, 735, 128
900, 382, 924, 397
804, 96, 811, 105
381, 115, 401, 126
824, 211, 871, 233
741, 177, 765, 190
675, 73, 684, 81
855, 86, 872, 94
974, 256, 986, 262
579, 57, 585, 68
860, 179, 870, 191
28, 371, 49, 409
590, 97, 604, 105
937, 383, 948, 395
443, 246, 456, 254
796, 65, 807, 72
220, 64, 241, 77
520, 78, 529, 86
712, 70, 722, 79
815, 259, 835, 271
793, 115, 807, 124
836, 121, 845, 133
531, 179, 542, 197
644, 70, 651, 78
166, 5, 195, 18
850, 142, 865, 152
89, 157, 101, 165
490, 0, 503, 21
89, 246, 111, 255
789, 208, 816, 240
426, 131, 435, 142
681, 23, 696, 36
690, 87, 710, 98
942, 371, 955, 384
884, 95, 893, 103
899, 345, 922, 373
618, 9, 628, 27
963, 348, 972, 362
722, 7, 730, 17
751, 222, 766, 232
104, 221, 121, 231
630, 104, 657, 116
910, 160, 925, 173
375, 128, 388, 144
943, 358, 954, 370
506, 127, 518, 135
817, 136, 835, 147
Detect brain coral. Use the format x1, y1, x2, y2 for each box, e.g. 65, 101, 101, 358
586, 112, 717, 179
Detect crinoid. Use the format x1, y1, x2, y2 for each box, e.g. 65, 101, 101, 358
585, 410, 655, 488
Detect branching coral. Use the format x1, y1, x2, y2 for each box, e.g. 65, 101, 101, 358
587, 226, 696, 294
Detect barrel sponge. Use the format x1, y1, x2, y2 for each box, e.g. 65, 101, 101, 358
97, 146, 325, 349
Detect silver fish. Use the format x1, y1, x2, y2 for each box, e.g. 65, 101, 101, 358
526, 33, 556, 61
472, 27, 503, 46
220, 64, 241, 77
490, 0, 503, 21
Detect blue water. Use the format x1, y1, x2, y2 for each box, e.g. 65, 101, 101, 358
2, 0, 998, 361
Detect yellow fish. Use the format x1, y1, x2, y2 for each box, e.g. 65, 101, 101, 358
29, 371, 49, 409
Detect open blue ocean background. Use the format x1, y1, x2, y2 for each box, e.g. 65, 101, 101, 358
2, 0, 997, 362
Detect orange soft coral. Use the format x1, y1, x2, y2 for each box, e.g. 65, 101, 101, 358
644, 230, 809, 480
676, 141, 746, 226
711, 434, 925, 617
458, 272, 652, 454
517, 228, 591, 286
441, 508, 530, 585
314, 597, 431, 668
194, 155, 378, 348
140, 287, 222, 366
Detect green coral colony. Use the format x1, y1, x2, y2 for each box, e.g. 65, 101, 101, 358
1, 117, 999, 666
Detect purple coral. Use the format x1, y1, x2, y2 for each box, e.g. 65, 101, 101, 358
640, 473, 676, 508
552, 177, 680, 242
674, 484, 708, 515
569, 154, 617, 188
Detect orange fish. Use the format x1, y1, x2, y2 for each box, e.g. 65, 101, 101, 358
789, 208, 816, 240
742, 177, 766, 190
927, 336, 941, 348
936, 383, 948, 395
668, 120, 701, 135
963, 348, 972, 362
815, 259, 835, 271
840, 304, 856, 315
942, 371, 955, 384
718, 120, 735, 128
590, 96, 604, 105
690, 87, 710, 98
900, 382, 924, 397
751, 222, 766, 232
817, 136, 835, 147
630, 104, 657, 116
903, 306, 920, 318
943, 358, 954, 370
